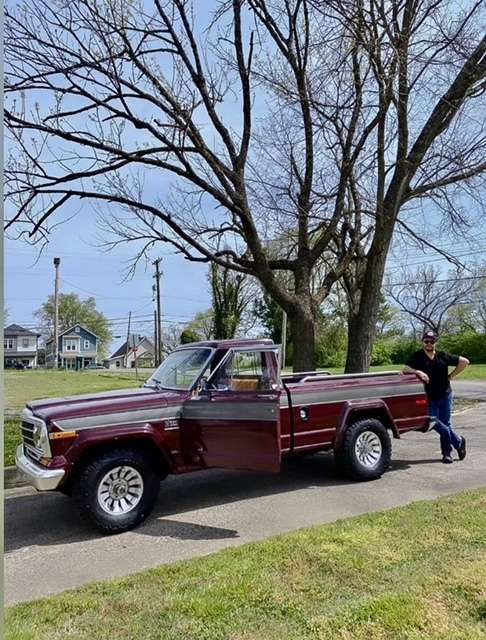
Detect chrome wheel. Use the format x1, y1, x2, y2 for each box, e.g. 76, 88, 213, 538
97, 466, 144, 515
355, 431, 382, 468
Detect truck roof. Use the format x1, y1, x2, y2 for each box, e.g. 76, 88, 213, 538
176, 338, 274, 349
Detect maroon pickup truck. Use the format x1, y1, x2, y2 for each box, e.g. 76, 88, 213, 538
17, 338, 428, 533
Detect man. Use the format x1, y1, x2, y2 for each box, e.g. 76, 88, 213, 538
403, 330, 469, 464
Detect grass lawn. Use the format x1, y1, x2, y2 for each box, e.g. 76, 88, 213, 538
4, 369, 149, 411
5, 488, 486, 640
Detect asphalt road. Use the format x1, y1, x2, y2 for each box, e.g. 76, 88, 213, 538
452, 379, 486, 400
5, 402, 486, 606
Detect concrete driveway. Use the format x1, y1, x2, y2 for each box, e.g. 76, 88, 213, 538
452, 379, 486, 400
5, 403, 486, 606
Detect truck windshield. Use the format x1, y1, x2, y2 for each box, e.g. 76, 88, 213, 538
146, 348, 212, 390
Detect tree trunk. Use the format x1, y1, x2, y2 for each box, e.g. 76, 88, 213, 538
289, 308, 316, 372
345, 248, 389, 373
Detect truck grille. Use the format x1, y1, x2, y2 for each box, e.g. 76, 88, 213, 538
21, 419, 44, 462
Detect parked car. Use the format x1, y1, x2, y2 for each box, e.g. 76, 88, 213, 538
6, 362, 26, 370
16, 338, 428, 533
85, 363, 106, 370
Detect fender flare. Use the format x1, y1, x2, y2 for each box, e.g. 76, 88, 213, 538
63, 422, 174, 475
334, 399, 398, 451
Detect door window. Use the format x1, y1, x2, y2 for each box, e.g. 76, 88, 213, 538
211, 350, 278, 392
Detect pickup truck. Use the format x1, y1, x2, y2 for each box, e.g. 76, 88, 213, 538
16, 338, 428, 533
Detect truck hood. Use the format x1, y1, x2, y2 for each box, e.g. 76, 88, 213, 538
27, 386, 189, 426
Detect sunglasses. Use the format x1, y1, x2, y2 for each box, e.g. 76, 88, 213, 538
423, 339, 436, 344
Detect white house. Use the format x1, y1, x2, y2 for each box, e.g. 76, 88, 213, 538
105, 334, 155, 369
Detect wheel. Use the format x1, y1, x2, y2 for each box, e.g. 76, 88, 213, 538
72, 447, 161, 533
335, 418, 391, 481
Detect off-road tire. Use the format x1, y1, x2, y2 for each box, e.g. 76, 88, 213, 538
335, 418, 391, 481
72, 447, 160, 533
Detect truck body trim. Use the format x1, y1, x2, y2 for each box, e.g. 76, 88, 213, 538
55, 406, 183, 430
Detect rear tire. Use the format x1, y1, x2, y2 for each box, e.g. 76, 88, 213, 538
335, 418, 391, 481
72, 447, 160, 533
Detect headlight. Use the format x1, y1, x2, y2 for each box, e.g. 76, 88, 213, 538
32, 421, 51, 457
33, 424, 43, 448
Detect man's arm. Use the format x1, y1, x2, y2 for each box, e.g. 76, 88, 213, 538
449, 356, 469, 380
402, 364, 430, 383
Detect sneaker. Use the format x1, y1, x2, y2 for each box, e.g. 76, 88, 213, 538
442, 455, 454, 464
457, 437, 466, 461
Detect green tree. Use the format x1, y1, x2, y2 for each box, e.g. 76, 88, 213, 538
183, 310, 214, 341
180, 329, 201, 344
210, 264, 251, 340
35, 293, 112, 358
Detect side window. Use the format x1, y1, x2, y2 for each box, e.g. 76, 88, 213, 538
211, 350, 278, 392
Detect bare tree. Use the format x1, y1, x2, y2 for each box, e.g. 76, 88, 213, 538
304, 0, 486, 370
6, 0, 361, 370
386, 265, 480, 334
5, 0, 486, 371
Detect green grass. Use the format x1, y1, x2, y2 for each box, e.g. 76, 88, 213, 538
5, 488, 486, 640
4, 369, 149, 411
5, 420, 21, 466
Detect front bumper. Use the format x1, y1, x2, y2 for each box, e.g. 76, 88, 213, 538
15, 445, 65, 491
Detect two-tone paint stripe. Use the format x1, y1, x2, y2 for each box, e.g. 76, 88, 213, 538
280, 383, 425, 408
55, 406, 183, 431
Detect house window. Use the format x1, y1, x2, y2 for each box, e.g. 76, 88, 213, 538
84, 340, 90, 349
22, 338, 29, 348
64, 339, 78, 352
75, 326, 80, 332
4, 339, 14, 350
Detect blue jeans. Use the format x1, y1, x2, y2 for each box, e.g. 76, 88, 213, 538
429, 392, 462, 457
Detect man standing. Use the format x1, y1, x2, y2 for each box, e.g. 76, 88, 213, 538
403, 330, 469, 464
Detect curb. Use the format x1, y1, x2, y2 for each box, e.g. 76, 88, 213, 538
5, 465, 29, 489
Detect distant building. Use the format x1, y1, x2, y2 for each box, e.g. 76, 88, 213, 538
105, 334, 155, 369
4, 324, 41, 368
45, 324, 98, 370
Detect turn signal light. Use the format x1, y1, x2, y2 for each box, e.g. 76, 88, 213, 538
49, 430, 77, 440
415, 399, 428, 406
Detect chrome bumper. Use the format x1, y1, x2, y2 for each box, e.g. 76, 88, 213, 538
15, 445, 65, 491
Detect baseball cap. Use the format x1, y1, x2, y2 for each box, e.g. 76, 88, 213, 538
422, 330, 438, 341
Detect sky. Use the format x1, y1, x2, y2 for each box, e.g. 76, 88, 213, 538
4, 208, 210, 355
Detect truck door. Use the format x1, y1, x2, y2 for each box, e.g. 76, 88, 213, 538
181, 347, 281, 472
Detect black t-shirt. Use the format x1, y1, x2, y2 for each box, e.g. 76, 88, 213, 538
406, 350, 459, 400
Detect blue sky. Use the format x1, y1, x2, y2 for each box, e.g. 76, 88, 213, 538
5, 207, 210, 354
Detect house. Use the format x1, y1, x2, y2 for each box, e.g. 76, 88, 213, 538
105, 334, 155, 369
4, 324, 41, 368
45, 324, 98, 370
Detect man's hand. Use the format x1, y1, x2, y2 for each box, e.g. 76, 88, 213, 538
415, 370, 430, 384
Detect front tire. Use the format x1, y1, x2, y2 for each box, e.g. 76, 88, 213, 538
335, 418, 391, 481
72, 447, 160, 533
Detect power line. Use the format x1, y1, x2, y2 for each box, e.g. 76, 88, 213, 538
386, 274, 485, 287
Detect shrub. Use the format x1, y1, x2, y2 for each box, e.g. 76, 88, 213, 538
371, 340, 394, 366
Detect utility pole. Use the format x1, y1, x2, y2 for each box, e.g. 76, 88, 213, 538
153, 258, 163, 365
154, 308, 159, 366
125, 311, 131, 369
281, 309, 287, 370
53, 258, 61, 369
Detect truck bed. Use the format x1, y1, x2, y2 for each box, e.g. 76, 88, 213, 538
279, 371, 427, 455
